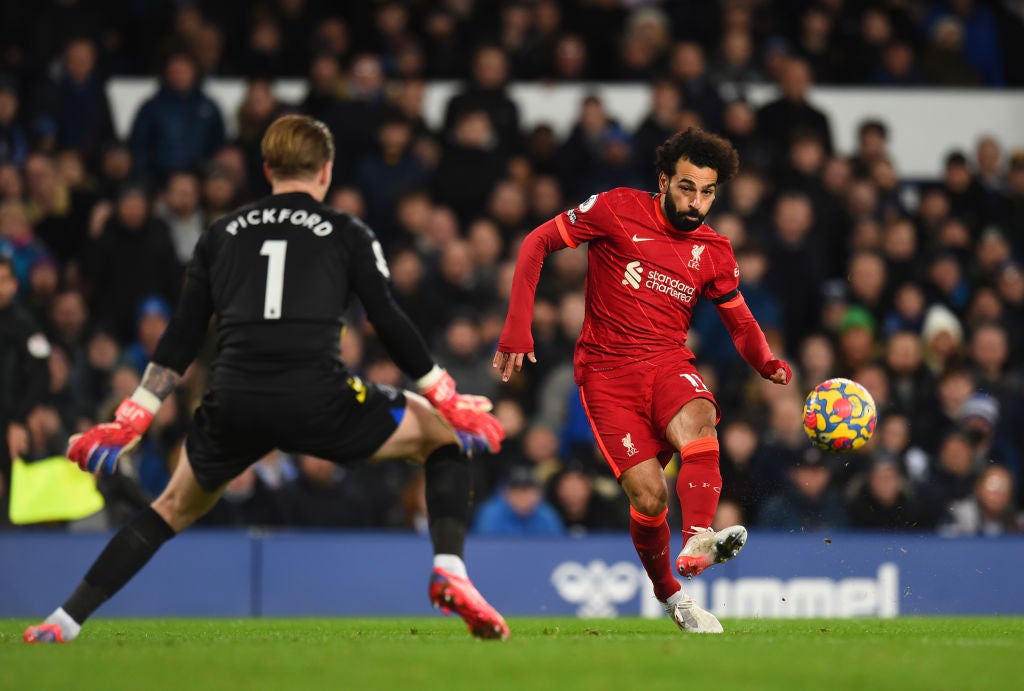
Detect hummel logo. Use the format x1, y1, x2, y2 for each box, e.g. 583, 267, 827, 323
631, 234, 654, 242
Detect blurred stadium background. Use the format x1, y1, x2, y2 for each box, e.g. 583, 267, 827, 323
2, 0, 1024, 620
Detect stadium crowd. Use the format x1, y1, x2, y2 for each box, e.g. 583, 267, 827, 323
1, 0, 1023, 537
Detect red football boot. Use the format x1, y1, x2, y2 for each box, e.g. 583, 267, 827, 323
429, 567, 509, 640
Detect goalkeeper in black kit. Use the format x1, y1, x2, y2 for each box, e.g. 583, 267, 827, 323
24, 114, 510, 642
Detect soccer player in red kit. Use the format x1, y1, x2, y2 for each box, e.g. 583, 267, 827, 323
494, 128, 791, 633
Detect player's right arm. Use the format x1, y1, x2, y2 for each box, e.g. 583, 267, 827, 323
67, 231, 215, 475
492, 217, 571, 381
495, 191, 620, 381
347, 218, 504, 452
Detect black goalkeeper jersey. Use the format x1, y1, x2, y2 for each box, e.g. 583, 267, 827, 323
152, 191, 434, 392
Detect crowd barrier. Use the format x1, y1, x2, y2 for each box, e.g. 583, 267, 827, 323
2, 530, 1022, 618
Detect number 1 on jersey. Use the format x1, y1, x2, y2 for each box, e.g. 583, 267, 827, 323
260, 239, 287, 319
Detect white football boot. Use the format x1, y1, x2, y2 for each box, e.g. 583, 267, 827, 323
662, 595, 724, 634
676, 525, 748, 578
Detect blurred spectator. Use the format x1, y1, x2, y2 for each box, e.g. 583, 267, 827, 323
968, 322, 1024, 414
846, 250, 890, 322
994, 261, 1024, 359
794, 4, 848, 84
631, 79, 681, 181
924, 0, 1005, 86
199, 464, 285, 528
355, 109, 428, 244
547, 462, 627, 533
300, 53, 344, 123
324, 53, 390, 185
939, 464, 1022, 535
942, 150, 990, 235
835, 305, 878, 375
546, 33, 591, 81
277, 455, 375, 528
928, 428, 982, 516
884, 280, 933, 337
757, 446, 849, 531
721, 103, 775, 180
846, 453, 936, 531
667, 41, 725, 133
925, 250, 971, 313
0, 162, 22, 203
239, 14, 285, 78
797, 332, 837, 391
154, 171, 204, 264
556, 95, 622, 200
920, 303, 965, 374
235, 79, 292, 198
433, 108, 507, 223
708, 29, 767, 100
95, 142, 134, 202
580, 124, 643, 193
614, 7, 670, 82
29, 37, 113, 167
0, 255, 52, 519
427, 238, 497, 327
121, 294, 170, 376
955, 392, 1021, 489
200, 162, 239, 222
873, 39, 928, 86
873, 412, 931, 484
756, 57, 834, 162
920, 15, 983, 85
692, 241, 783, 386
764, 191, 824, 353
80, 185, 181, 343
0, 79, 28, 167
192, 23, 225, 77
0, 202, 54, 299
849, 120, 891, 179
129, 50, 226, 184
443, 44, 521, 156
23, 152, 95, 272
472, 465, 564, 536
718, 418, 763, 526
434, 309, 499, 403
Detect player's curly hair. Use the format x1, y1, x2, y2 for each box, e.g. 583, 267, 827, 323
655, 127, 739, 184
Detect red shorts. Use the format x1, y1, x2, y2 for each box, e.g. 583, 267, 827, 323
578, 354, 720, 478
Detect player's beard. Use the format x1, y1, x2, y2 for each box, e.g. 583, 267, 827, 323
663, 193, 705, 232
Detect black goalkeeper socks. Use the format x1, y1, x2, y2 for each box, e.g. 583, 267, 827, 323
62, 506, 176, 624
424, 443, 471, 558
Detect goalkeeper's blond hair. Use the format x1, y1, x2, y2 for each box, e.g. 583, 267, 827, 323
261, 114, 335, 181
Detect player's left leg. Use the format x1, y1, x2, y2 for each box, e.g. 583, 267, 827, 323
24, 448, 225, 643
371, 391, 509, 640
664, 398, 746, 578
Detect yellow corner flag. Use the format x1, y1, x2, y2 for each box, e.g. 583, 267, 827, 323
9, 457, 105, 525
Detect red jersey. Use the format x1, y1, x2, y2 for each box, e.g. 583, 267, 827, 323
563, 187, 740, 379
500, 187, 759, 384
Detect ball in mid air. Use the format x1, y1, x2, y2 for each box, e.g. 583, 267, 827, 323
802, 378, 877, 452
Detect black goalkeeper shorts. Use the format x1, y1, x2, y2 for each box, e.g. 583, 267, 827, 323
185, 374, 406, 492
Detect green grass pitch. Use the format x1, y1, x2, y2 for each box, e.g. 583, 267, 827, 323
3, 617, 1023, 691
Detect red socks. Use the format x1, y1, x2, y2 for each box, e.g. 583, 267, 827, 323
629, 506, 681, 601
676, 438, 722, 542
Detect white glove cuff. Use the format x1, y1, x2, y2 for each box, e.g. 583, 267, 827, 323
415, 365, 445, 391
130, 387, 163, 414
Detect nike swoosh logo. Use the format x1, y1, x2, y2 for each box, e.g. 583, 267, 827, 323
632, 234, 654, 242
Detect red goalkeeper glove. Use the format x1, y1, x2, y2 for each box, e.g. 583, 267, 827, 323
418, 367, 505, 453
67, 396, 156, 475
759, 358, 792, 384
